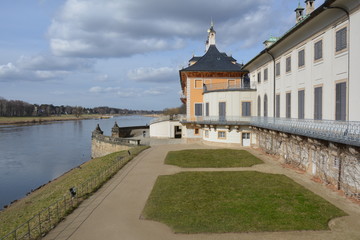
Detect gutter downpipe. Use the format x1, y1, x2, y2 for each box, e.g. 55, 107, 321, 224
265, 49, 276, 118
323, 5, 350, 191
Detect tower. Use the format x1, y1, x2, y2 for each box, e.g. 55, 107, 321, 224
305, 0, 315, 15
205, 21, 216, 52
295, 2, 305, 23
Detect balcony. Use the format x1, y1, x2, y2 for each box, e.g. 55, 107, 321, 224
181, 116, 360, 147
203, 81, 257, 93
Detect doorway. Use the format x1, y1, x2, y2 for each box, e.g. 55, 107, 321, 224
174, 126, 182, 138
242, 132, 251, 147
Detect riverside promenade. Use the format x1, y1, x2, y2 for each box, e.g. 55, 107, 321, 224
44, 143, 360, 240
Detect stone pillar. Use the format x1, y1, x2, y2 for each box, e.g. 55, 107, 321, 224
92, 124, 103, 137
112, 122, 121, 138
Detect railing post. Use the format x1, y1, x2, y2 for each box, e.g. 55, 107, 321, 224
28, 221, 31, 239
38, 213, 42, 237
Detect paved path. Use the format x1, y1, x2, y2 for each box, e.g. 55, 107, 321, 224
44, 143, 360, 240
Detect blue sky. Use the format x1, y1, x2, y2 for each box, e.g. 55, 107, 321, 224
0, 0, 324, 111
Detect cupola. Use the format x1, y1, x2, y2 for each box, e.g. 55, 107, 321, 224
205, 21, 216, 52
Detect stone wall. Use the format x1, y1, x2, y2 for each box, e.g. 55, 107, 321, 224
91, 124, 147, 158
253, 127, 360, 198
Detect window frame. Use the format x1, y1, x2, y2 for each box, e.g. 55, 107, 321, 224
275, 62, 281, 77
298, 49, 305, 68
194, 103, 203, 116
194, 79, 203, 89
335, 26, 348, 54
286, 92, 291, 118
241, 101, 251, 117
217, 130, 226, 139
314, 86, 323, 120
263, 68, 268, 81
335, 81, 347, 121
286, 56, 292, 73
298, 89, 305, 119
314, 39, 323, 62
257, 71, 261, 84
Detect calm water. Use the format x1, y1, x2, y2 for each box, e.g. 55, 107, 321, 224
0, 115, 152, 209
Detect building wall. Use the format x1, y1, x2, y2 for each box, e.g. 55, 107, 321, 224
247, 1, 359, 121
187, 77, 242, 119
202, 126, 255, 145
149, 120, 182, 138
349, 4, 360, 120
203, 90, 257, 117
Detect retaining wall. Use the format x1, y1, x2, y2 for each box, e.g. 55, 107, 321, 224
253, 127, 360, 198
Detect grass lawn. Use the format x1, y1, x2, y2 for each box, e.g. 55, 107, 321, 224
143, 171, 347, 233
165, 149, 263, 168
0, 146, 148, 238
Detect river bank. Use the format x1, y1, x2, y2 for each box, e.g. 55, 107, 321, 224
0, 146, 149, 239
0, 114, 109, 125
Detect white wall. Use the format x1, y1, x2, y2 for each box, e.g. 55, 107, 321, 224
150, 121, 182, 138
247, 4, 359, 121
203, 91, 257, 117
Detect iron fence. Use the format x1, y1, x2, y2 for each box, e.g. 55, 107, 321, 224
181, 116, 360, 147
1, 155, 131, 240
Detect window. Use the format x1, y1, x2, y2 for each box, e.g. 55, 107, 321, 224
257, 72, 261, 83
286, 56, 291, 73
336, 27, 347, 52
298, 49, 305, 68
336, 82, 346, 121
275, 62, 281, 76
219, 102, 226, 120
218, 131, 226, 139
314, 40, 323, 61
276, 94, 280, 118
195, 80, 202, 88
242, 102, 251, 117
286, 92, 291, 118
314, 87, 322, 120
195, 103, 202, 116
228, 79, 236, 88
204, 130, 209, 138
264, 94, 268, 117
205, 102, 209, 116
257, 96, 261, 116
298, 90, 305, 119
194, 128, 199, 135
264, 68, 268, 81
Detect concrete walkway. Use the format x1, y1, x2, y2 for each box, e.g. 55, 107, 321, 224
44, 143, 360, 240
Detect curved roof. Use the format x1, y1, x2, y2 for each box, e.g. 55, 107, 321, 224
181, 45, 243, 72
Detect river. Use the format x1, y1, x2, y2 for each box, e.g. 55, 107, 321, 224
0, 115, 153, 209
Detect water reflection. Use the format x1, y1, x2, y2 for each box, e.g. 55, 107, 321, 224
0, 115, 152, 209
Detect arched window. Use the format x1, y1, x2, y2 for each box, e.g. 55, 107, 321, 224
257, 95, 261, 116
264, 94, 268, 117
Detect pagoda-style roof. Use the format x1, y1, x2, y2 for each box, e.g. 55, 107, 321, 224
181, 45, 243, 72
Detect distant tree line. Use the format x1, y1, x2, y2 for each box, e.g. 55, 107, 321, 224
0, 97, 161, 117
163, 104, 186, 116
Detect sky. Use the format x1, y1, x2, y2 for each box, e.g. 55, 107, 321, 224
0, 0, 325, 111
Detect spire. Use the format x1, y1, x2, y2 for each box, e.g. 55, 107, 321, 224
205, 21, 216, 52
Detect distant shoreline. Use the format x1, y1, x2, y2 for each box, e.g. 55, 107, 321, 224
0, 114, 160, 126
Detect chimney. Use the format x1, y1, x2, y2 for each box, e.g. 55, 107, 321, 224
305, 0, 315, 15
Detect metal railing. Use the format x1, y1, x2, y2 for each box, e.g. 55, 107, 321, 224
0, 154, 132, 240
181, 116, 360, 147
149, 114, 186, 125
203, 81, 257, 93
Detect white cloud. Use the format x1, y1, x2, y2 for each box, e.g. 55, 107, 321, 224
0, 54, 93, 82
127, 67, 177, 83
48, 0, 278, 58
